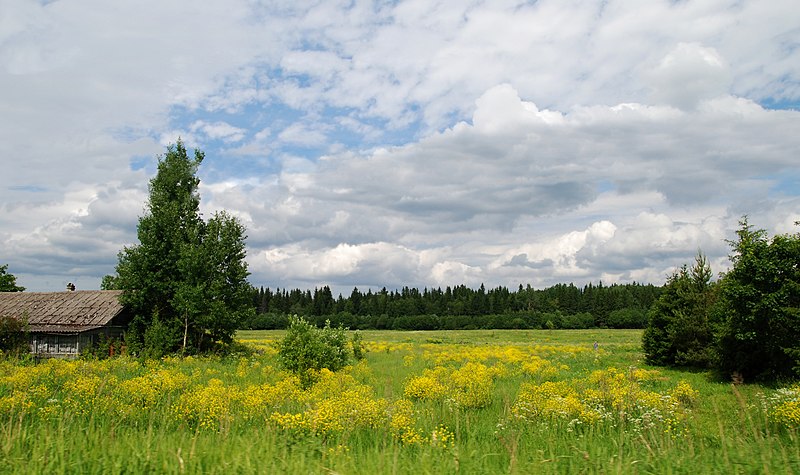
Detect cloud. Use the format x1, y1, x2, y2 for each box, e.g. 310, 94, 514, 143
1, 0, 799, 293
649, 43, 732, 110
255, 242, 422, 290
277, 122, 330, 147
233, 83, 799, 293
191, 121, 246, 143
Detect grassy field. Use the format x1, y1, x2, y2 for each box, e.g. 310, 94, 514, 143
1, 329, 798, 474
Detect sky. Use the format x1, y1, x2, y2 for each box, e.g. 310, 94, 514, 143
1, 0, 799, 296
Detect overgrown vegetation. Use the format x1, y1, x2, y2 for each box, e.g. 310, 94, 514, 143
79, 334, 125, 360
0, 313, 28, 357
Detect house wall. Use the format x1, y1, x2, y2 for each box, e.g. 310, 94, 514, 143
30, 333, 81, 358
29, 327, 126, 358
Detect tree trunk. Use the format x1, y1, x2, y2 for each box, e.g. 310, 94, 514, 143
182, 314, 188, 354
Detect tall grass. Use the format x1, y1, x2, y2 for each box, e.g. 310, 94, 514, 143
0, 329, 797, 474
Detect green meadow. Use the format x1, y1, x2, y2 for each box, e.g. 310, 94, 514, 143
0, 329, 797, 474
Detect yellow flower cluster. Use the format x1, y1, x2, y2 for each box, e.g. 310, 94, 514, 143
171, 372, 305, 429
584, 367, 665, 413
388, 398, 426, 445
0, 389, 35, 415
520, 356, 567, 379
62, 374, 108, 415
404, 362, 496, 408
0, 357, 222, 425
513, 381, 602, 423
115, 367, 191, 415
238, 338, 279, 355
627, 367, 663, 382
269, 369, 389, 436
512, 367, 698, 435
430, 424, 455, 449
423, 344, 528, 365
265, 371, 444, 447
670, 380, 699, 406
761, 383, 800, 429
404, 369, 448, 401
0, 338, 702, 450
263, 368, 455, 447
238, 377, 302, 419
448, 362, 496, 408
270, 412, 310, 433
538, 343, 592, 354
172, 378, 236, 430
771, 400, 800, 428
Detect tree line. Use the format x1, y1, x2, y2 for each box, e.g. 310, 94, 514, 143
244, 281, 662, 331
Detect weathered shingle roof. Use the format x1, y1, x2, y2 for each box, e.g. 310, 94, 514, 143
0, 290, 126, 333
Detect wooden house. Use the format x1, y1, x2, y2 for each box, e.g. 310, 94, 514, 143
0, 290, 131, 358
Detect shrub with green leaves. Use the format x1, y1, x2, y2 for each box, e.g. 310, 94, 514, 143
0, 313, 28, 356
278, 316, 351, 387
352, 330, 364, 361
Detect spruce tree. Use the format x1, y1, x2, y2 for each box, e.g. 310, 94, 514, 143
642, 253, 717, 367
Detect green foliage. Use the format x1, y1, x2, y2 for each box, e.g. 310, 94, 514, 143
80, 334, 125, 360
277, 316, 351, 387
716, 218, 800, 381
0, 312, 28, 356
100, 274, 118, 290
173, 211, 255, 351
559, 312, 596, 329
351, 330, 364, 361
606, 308, 648, 329
642, 253, 717, 367
112, 140, 252, 356
0, 264, 25, 292
142, 312, 181, 359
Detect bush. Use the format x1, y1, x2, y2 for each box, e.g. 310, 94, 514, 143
352, 330, 365, 361
278, 316, 351, 387
142, 312, 181, 359
80, 334, 126, 360
0, 313, 28, 356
